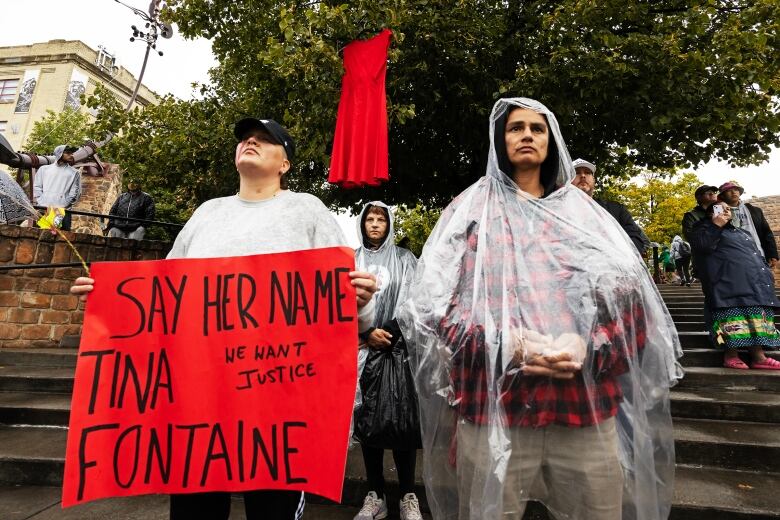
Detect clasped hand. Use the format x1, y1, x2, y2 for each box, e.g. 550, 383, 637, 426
511, 329, 585, 380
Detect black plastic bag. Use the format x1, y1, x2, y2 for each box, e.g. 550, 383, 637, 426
354, 333, 422, 450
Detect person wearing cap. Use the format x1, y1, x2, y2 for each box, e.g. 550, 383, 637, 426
571, 158, 651, 255
682, 185, 718, 242
682, 184, 718, 286
689, 200, 780, 370
717, 181, 778, 268
70, 117, 378, 520
33, 144, 81, 231
105, 179, 156, 240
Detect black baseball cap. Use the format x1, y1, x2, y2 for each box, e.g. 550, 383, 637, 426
63, 145, 79, 153
694, 184, 718, 199
233, 118, 296, 162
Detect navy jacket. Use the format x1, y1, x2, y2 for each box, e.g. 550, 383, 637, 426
690, 219, 778, 309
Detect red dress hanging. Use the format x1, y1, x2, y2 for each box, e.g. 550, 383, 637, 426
328, 29, 392, 188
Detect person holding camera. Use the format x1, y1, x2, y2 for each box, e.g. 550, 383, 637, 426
716, 181, 778, 268
690, 201, 780, 370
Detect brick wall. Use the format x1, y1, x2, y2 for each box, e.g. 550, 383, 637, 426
0, 224, 170, 348
71, 164, 122, 235
746, 195, 780, 284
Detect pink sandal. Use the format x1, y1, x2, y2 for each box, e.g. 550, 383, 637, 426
723, 357, 749, 370
750, 357, 780, 370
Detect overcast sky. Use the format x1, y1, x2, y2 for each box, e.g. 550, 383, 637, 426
1, 0, 777, 223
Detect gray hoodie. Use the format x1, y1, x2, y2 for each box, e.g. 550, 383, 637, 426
33, 145, 81, 208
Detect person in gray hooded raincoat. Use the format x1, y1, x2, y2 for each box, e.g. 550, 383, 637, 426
353, 201, 423, 520
33, 144, 81, 231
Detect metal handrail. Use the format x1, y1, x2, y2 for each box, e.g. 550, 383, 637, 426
33, 206, 184, 229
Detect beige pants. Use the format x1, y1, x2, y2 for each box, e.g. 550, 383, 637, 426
456, 418, 623, 520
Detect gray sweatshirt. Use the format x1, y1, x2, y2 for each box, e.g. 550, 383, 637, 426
33, 145, 81, 208
168, 191, 374, 330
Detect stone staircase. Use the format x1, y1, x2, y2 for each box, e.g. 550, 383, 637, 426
1, 285, 779, 518
660, 284, 780, 520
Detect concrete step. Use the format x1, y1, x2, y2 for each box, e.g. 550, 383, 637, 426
0, 366, 73, 394
0, 426, 66, 486
0, 466, 776, 519
676, 321, 708, 332
666, 305, 705, 313
673, 418, 780, 473
671, 465, 780, 519
666, 306, 705, 314
0, 392, 71, 427
681, 348, 780, 368
0, 485, 391, 520
3, 414, 777, 482
3, 376, 776, 432
0, 348, 77, 368
671, 387, 780, 423
660, 298, 707, 303
669, 313, 704, 323
677, 366, 780, 392
678, 331, 711, 348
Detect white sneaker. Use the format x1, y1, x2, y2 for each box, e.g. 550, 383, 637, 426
354, 491, 388, 520
399, 493, 423, 520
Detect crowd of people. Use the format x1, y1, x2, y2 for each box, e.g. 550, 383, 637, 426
52, 96, 779, 519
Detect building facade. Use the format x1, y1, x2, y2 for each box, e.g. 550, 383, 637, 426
0, 39, 157, 152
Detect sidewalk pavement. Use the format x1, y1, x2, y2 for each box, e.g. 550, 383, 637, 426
1, 486, 432, 520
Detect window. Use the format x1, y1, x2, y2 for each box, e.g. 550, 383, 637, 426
0, 79, 19, 102
0, 121, 6, 132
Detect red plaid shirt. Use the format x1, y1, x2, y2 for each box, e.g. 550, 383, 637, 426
441, 216, 646, 428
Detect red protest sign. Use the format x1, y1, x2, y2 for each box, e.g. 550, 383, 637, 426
62, 247, 358, 507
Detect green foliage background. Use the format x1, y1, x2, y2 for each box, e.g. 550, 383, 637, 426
24, 108, 93, 155
80, 0, 780, 233
599, 171, 703, 246
393, 204, 442, 256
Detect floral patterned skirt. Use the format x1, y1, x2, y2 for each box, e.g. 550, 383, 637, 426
711, 306, 780, 349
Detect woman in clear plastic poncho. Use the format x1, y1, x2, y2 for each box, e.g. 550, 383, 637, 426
353, 201, 422, 520
355, 201, 418, 335
397, 98, 682, 520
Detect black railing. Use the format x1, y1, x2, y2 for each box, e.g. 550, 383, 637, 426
33, 206, 184, 230
652, 245, 661, 284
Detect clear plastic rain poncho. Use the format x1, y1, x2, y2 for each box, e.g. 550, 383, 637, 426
355, 201, 419, 329
352, 202, 418, 441
397, 98, 682, 520
0, 170, 34, 224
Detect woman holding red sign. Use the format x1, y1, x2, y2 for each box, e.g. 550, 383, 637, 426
71, 117, 378, 520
